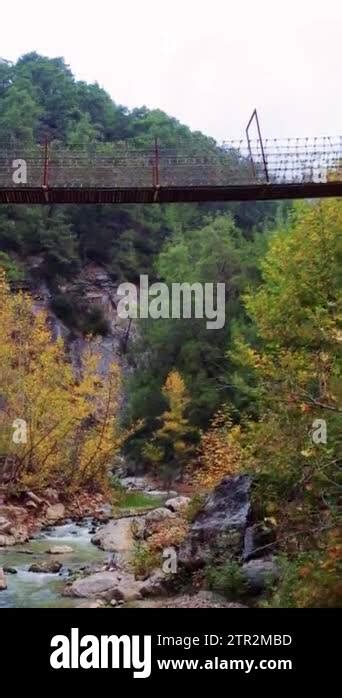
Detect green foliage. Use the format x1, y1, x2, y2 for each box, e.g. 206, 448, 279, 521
206, 560, 248, 600
51, 292, 109, 336
131, 541, 161, 578
125, 215, 266, 459
142, 371, 198, 476
225, 200, 341, 606
0, 52, 279, 340
0, 253, 24, 282
113, 490, 164, 510
185, 493, 206, 522
263, 547, 342, 609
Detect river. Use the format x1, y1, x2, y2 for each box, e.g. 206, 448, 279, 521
0, 520, 106, 608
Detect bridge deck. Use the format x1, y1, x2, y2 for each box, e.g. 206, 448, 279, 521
1, 181, 342, 204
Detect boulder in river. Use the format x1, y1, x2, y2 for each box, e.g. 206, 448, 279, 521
64, 570, 143, 602
46, 545, 74, 555
29, 561, 62, 573
91, 517, 135, 558
178, 475, 252, 569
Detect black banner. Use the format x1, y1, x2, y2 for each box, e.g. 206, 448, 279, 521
1, 609, 338, 698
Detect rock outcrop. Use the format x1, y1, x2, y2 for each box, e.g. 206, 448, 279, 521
178, 475, 252, 569
242, 557, 279, 593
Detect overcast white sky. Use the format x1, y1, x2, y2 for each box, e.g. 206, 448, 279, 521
1, 0, 341, 141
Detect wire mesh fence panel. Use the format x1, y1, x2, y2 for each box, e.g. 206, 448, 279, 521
0, 137, 341, 189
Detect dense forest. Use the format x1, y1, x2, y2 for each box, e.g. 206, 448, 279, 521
0, 53, 340, 608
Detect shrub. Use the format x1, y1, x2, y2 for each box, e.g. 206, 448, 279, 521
206, 561, 248, 600
195, 408, 243, 488
131, 541, 160, 577
185, 493, 206, 522
266, 539, 342, 608
0, 253, 24, 283
148, 517, 189, 552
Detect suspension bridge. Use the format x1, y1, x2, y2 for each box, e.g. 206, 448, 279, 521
0, 113, 341, 205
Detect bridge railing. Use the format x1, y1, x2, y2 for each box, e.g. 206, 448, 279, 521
0, 137, 341, 189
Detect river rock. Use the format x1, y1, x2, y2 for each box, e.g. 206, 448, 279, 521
0, 534, 16, 546
178, 475, 252, 569
140, 569, 169, 597
9, 524, 29, 544
46, 545, 74, 554
165, 496, 190, 512
29, 561, 62, 573
0, 506, 29, 542
120, 477, 151, 491
3, 566, 17, 574
242, 557, 279, 594
46, 503, 65, 522
143, 507, 175, 537
91, 517, 135, 559
0, 567, 7, 590
64, 570, 143, 602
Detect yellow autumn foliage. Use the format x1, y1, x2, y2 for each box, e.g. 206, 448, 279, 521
0, 269, 123, 493
195, 408, 243, 488
143, 370, 195, 472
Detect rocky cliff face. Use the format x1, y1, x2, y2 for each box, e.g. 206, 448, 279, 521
29, 262, 135, 379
